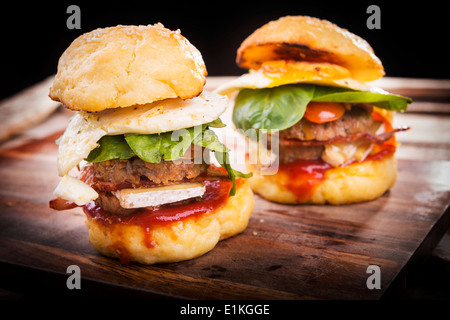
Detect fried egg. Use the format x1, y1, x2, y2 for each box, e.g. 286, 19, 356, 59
214, 61, 380, 96
57, 91, 228, 176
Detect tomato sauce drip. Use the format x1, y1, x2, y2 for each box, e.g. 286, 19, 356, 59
274, 111, 396, 202
83, 180, 234, 260
276, 160, 332, 202
84, 180, 232, 227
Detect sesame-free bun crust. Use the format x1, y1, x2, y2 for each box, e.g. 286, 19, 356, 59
237, 16, 385, 82
85, 179, 254, 265
248, 154, 397, 205
49, 24, 207, 112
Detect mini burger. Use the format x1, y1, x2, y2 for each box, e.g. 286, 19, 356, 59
216, 16, 412, 205
49, 24, 253, 265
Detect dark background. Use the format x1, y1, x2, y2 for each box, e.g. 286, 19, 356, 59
1, 0, 448, 100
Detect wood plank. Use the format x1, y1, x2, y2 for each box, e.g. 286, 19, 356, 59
370, 77, 450, 102
0, 127, 448, 299
0, 238, 303, 300
404, 102, 450, 114
0, 76, 60, 143
394, 112, 450, 161
0, 76, 449, 300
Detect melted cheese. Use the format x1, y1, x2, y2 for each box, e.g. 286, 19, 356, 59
113, 183, 206, 208
322, 140, 374, 167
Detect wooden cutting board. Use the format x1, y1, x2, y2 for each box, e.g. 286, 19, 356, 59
0, 77, 449, 300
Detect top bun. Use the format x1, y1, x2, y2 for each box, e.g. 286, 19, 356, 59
236, 16, 384, 82
49, 24, 207, 112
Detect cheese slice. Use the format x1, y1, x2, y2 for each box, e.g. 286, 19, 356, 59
112, 183, 206, 208
53, 174, 99, 205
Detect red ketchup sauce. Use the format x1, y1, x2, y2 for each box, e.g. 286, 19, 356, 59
275, 160, 332, 202
271, 111, 396, 202
83, 180, 232, 227
83, 179, 235, 263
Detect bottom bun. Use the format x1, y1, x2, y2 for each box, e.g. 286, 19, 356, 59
248, 154, 397, 205
85, 179, 254, 265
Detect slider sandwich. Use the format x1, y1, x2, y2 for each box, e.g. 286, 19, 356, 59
49, 24, 253, 265
216, 16, 412, 205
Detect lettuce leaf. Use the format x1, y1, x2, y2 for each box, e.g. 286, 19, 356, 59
233, 84, 412, 132
214, 150, 252, 196
205, 118, 227, 128
192, 128, 252, 195
233, 84, 314, 132
125, 127, 199, 163
85, 135, 135, 163
311, 85, 412, 110
85, 119, 250, 196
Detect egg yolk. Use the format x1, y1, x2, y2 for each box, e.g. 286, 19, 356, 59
304, 102, 346, 124
260, 60, 351, 88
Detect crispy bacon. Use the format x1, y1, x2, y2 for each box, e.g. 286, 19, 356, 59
279, 126, 410, 147
49, 198, 78, 210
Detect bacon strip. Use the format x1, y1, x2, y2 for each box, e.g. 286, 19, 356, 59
49, 198, 78, 210
279, 126, 410, 147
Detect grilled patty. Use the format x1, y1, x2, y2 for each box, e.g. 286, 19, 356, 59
92, 157, 209, 187
274, 104, 381, 164
280, 104, 374, 142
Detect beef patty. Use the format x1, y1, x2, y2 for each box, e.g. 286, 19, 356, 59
273, 104, 381, 164
80, 157, 208, 216
92, 157, 209, 187
280, 104, 375, 141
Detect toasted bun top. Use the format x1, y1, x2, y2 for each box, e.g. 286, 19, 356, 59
236, 16, 385, 82
49, 24, 207, 112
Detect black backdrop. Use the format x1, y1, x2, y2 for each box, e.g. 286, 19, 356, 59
1, 0, 449, 100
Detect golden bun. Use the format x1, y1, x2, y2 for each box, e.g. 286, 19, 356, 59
248, 154, 397, 205
49, 24, 207, 112
85, 179, 254, 265
236, 15, 384, 81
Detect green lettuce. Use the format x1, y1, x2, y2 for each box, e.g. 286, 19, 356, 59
193, 128, 252, 196
125, 129, 194, 163
85, 135, 135, 163
233, 84, 412, 132
85, 119, 251, 196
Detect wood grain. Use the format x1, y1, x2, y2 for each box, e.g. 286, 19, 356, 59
0, 76, 449, 300
0, 76, 60, 143
370, 77, 450, 102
